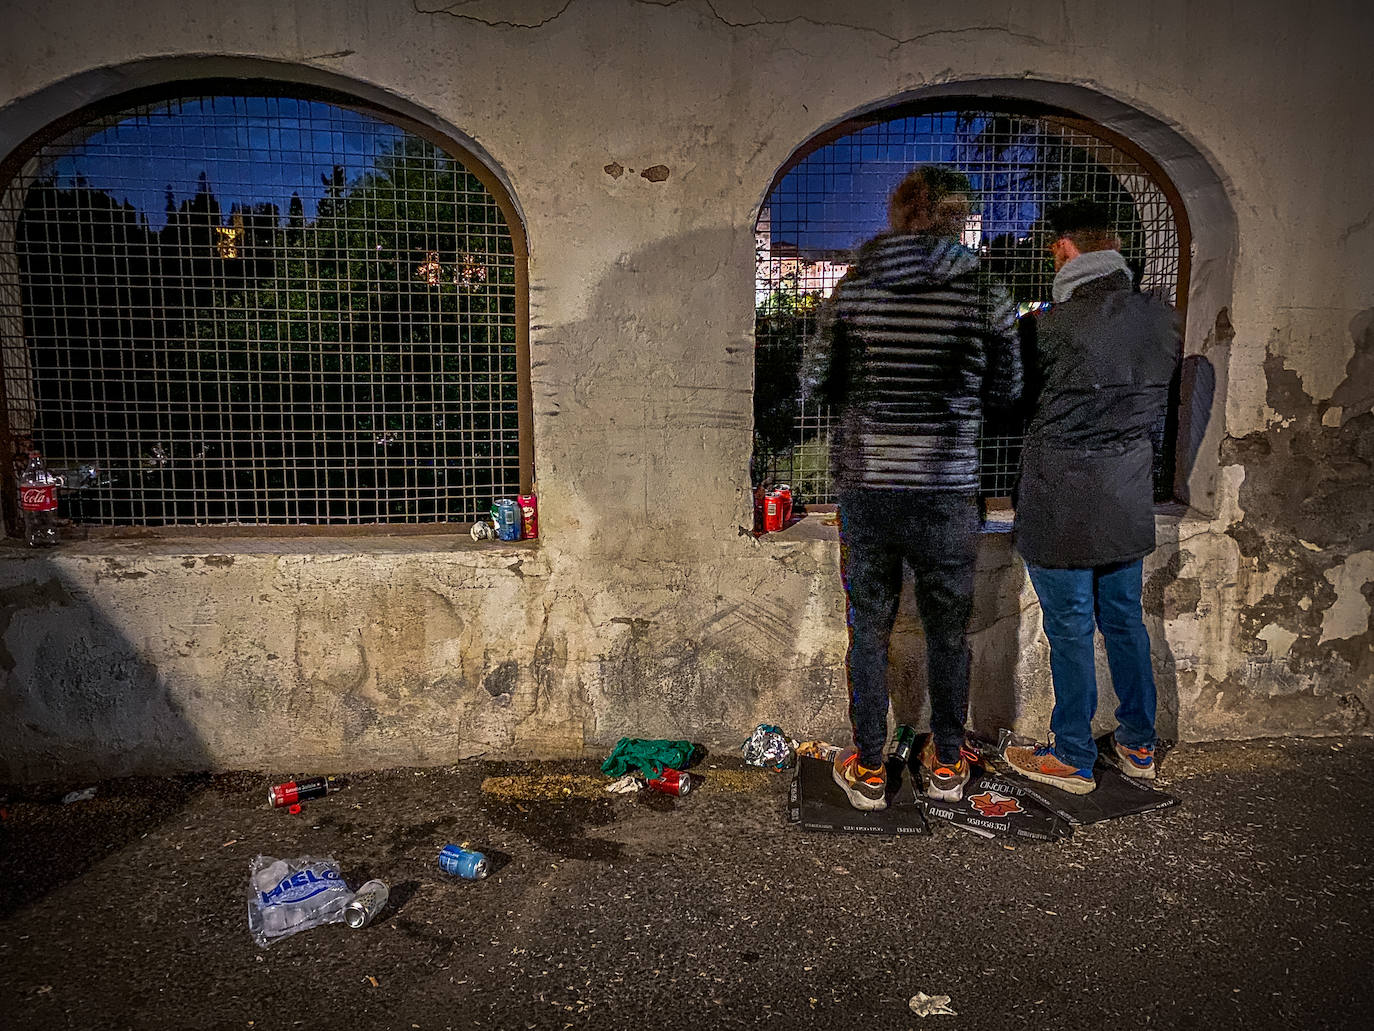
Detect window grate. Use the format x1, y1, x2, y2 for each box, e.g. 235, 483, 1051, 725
1, 94, 521, 526
754, 108, 1183, 504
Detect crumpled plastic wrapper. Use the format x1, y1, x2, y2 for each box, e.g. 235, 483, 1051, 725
247, 855, 352, 948
740, 723, 796, 770
909, 992, 957, 1017
604, 773, 642, 794
795, 740, 841, 762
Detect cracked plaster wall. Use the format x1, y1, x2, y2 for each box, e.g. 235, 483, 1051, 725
0, 1, 1370, 777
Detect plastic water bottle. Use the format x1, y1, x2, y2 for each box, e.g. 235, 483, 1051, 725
18, 451, 59, 548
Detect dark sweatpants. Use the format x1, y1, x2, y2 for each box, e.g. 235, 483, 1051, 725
838, 490, 978, 768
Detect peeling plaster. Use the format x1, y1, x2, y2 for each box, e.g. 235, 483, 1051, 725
1319, 551, 1374, 644
1258, 622, 1298, 660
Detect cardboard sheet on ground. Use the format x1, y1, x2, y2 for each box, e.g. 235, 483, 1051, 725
788, 757, 930, 835
988, 759, 1180, 825
917, 768, 1074, 841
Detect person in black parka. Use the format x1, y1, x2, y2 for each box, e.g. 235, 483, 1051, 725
1005, 200, 1181, 794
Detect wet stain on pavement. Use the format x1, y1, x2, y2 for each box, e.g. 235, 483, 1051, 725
480, 797, 624, 862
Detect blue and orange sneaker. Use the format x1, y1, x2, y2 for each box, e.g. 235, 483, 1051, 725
1004, 743, 1096, 795
1112, 738, 1157, 780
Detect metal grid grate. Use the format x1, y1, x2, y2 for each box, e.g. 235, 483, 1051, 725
1, 94, 521, 525
754, 108, 1183, 504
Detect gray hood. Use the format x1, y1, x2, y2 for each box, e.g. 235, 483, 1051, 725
1052, 249, 1133, 303
851, 233, 979, 294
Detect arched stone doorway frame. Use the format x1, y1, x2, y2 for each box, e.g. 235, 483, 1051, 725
754, 78, 1236, 514
0, 57, 533, 531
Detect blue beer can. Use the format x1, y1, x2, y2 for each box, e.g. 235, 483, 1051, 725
493, 498, 521, 541
439, 844, 491, 880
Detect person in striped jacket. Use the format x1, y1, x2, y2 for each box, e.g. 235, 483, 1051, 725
803, 165, 1022, 811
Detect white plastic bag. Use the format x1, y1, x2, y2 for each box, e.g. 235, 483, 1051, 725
247, 854, 352, 948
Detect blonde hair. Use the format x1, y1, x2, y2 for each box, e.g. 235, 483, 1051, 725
888, 165, 973, 238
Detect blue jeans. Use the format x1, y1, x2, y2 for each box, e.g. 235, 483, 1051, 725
839, 490, 978, 768
1026, 559, 1157, 770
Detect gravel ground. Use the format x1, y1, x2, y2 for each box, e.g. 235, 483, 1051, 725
1, 737, 1371, 1030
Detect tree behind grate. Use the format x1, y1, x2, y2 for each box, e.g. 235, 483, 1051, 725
4, 95, 520, 525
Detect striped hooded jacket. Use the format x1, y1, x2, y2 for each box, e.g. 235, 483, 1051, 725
803, 232, 1022, 493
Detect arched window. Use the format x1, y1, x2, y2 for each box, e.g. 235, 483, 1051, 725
754, 102, 1188, 505
0, 85, 529, 527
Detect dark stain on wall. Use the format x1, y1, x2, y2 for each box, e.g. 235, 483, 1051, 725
1142, 548, 1201, 619
1329, 309, 1374, 425
483, 659, 519, 698
0, 577, 73, 672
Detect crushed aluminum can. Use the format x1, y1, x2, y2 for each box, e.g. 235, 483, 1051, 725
471, 520, 495, 541
740, 723, 796, 770
439, 845, 490, 880
645, 768, 694, 796
343, 879, 389, 929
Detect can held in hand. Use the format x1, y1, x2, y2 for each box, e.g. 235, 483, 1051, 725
492, 498, 521, 541
344, 879, 389, 929
517, 492, 539, 540
645, 768, 694, 796
267, 774, 346, 808
439, 845, 491, 880
890, 724, 919, 765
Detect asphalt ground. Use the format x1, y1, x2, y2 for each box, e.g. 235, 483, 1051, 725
1, 737, 1371, 1031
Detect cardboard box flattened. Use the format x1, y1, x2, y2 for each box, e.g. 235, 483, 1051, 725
788, 757, 930, 835
988, 761, 1180, 825
918, 773, 1074, 841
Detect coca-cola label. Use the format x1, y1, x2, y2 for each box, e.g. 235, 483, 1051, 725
20, 485, 57, 512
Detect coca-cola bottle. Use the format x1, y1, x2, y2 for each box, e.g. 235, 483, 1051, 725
18, 451, 60, 547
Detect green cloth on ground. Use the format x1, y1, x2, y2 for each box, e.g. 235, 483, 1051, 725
600, 738, 696, 779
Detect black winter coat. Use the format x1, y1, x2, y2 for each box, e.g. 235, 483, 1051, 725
1014, 269, 1181, 568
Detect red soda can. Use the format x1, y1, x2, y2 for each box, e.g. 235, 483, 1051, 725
775, 483, 793, 524
267, 774, 346, 808
763, 491, 784, 532
645, 768, 694, 796
517, 492, 538, 539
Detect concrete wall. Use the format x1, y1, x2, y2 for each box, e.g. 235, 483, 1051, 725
1, 1, 1370, 778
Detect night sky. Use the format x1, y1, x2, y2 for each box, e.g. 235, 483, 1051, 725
46, 96, 404, 229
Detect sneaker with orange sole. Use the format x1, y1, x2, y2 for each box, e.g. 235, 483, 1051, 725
919, 738, 974, 803
1004, 743, 1096, 794
831, 746, 887, 811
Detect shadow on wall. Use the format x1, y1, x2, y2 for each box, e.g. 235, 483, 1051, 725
0, 546, 216, 914
1142, 523, 1187, 746
1175, 352, 1218, 499
888, 530, 1032, 744
546, 222, 852, 745
887, 523, 1189, 750
0, 549, 213, 782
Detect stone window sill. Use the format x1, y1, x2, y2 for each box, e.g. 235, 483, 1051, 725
0, 523, 540, 558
